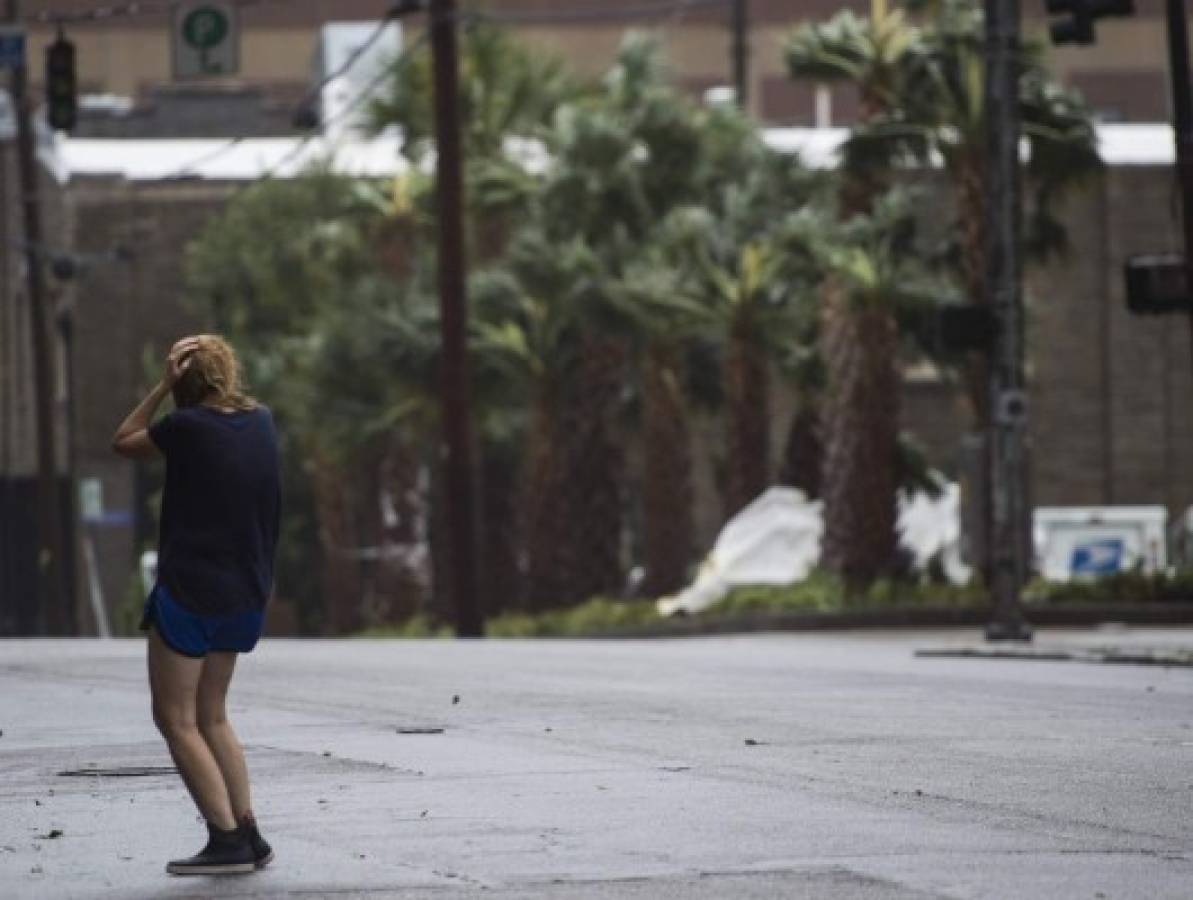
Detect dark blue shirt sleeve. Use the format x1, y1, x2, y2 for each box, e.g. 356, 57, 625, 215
148, 411, 179, 456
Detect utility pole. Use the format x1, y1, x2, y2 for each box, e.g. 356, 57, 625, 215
1164, 0, 1193, 350
731, 0, 748, 109
984, 0, 1032, 641
6, 0, 67, 635
429, 0, 483, 638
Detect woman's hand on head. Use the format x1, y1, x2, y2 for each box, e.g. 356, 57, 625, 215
164, 336, 201, 387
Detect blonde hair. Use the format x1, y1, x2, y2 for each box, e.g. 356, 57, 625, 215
172, 334, 257, 411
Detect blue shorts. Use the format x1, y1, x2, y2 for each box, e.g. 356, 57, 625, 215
140, 583, 264, 657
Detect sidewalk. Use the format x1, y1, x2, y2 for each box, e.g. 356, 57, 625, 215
2, 629, 1191, 898
916, 624, 1193, 666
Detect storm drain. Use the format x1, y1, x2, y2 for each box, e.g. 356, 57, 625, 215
56, 766, 178, 777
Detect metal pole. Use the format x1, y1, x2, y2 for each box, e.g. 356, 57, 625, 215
429, 0, 483, 638
984, 0, 1032, 641
1165, 0, 1193, 345
731, 0, 748, 109
7, 0, 66, 635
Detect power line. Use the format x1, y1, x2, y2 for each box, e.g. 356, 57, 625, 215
160, 5, 412, 180
240, 27, 429, 187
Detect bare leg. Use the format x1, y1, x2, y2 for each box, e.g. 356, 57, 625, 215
197, 650, 254, 821
147, 627, 238, 831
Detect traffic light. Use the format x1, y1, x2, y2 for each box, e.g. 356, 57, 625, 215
1125, 254, 1189, 315
1044, 0, 1134, 46
45, 34, 76, 132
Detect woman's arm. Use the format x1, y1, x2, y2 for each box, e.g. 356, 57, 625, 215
111, 336, 200, 459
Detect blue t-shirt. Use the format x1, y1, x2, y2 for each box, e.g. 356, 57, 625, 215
149, 404, 281, 616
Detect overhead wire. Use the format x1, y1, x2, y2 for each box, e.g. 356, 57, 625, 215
66, 0, 735, 182
244, 27, 430, 187
158, 3, 410, 180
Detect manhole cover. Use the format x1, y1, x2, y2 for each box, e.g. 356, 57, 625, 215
57, 766, 178, 777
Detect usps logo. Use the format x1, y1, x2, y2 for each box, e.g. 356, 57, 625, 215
1070, 539, 1126, 576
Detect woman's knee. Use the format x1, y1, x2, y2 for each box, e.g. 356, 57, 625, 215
152, 702, 197, 740
196, 704, 228, 736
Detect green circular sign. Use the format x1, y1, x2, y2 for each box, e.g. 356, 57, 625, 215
182, 6, 229, 50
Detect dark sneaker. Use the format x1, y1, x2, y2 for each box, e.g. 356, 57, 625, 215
242, 819, 274, 869
166, 823, 255, 876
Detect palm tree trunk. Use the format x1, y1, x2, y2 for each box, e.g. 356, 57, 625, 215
724, 308, 771, 517
819, 284, 900, 591
479, 439, 522, 616
556, 331, 627, 604
640, 340, 694, 597
522, 382, 568, 612
779, 402, 823, 499
308, 445, 363, 634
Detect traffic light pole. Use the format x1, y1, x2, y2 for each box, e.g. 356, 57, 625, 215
429, 0, 483, 638
6, 0, 67, 634
984, 0, 1032, 641
1164, 0, 1193, 338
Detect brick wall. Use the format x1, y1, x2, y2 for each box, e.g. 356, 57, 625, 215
69, 179, 228, 628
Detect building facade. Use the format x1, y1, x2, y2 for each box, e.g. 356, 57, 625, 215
22, 0, 1181, 133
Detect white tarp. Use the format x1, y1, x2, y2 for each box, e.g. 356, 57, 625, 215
657, 480, 970, 616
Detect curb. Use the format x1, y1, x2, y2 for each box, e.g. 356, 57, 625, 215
577, 603, 1193, 639
915, 645, 1193, 667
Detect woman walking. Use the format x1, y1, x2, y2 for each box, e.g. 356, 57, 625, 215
112, 334, 280, 876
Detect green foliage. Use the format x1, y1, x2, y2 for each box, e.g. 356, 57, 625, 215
1024, 572, 1193, 606
708, 572, 985, 617
486, 597, 662, 637
356, 613, 454, 639
368, 21, 581, 163
355, 568, 1193, 639
185, 20, 1098, 631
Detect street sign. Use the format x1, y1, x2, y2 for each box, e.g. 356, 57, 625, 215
171, 2, 238, 80
0, 26, 25, 70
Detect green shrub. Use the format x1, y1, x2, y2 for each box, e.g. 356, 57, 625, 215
355, 613, 454, 639
487, 597, 661, 637
1025, 571, 1193, 606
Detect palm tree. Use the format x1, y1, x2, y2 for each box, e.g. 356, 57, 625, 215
843, 0, 1099, 423
794, 192, 945, 587
663, 122, 823, 518
785, 8, 932, 587
789, 2, 1099, 587
369, 23, 583, 616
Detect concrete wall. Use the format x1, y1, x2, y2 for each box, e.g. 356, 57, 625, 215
66, 179, 225, 632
